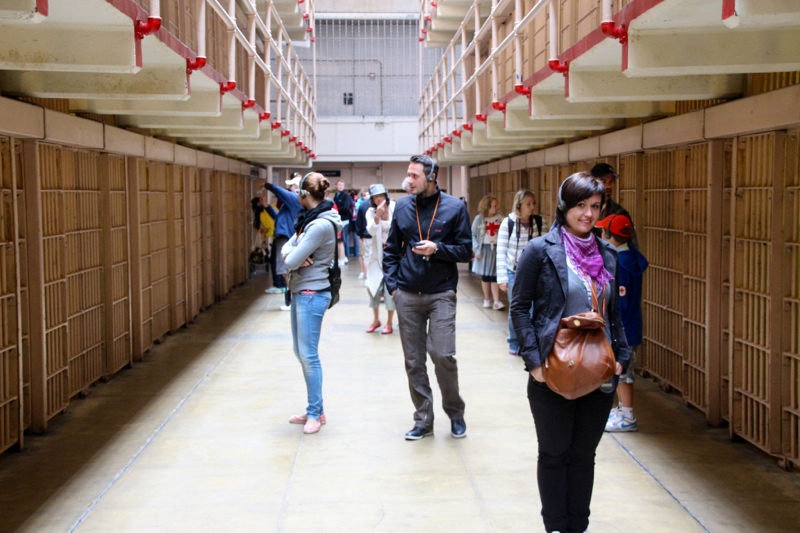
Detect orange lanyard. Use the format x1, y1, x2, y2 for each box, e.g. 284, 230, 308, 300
415, 193, 440, 243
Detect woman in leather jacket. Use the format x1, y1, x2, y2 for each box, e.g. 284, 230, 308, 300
510, 172, 631, 533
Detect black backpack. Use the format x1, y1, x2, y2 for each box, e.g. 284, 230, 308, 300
507, 214, 543, 239
327, 220, 341, 308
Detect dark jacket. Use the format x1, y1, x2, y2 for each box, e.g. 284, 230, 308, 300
383, 188, 472, 294
616, 245, 648, 346
264, 182, 301, 239
333, 191, 353, 222
510, 226, 632, 374
355, 199, 371, 239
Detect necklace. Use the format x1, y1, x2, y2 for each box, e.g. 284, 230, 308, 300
415, 193, 441, 243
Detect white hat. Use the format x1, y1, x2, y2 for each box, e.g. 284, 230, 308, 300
285, 173, 302, 187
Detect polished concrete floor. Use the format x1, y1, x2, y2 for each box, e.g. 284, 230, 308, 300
1, 263, 799, 533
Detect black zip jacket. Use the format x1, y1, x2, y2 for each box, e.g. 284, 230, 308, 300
510, 226, 632, 373
383, 188, 472, 294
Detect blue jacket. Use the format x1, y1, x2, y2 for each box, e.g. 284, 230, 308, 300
510, 226, 632, 374
616, 245, 648, 346
264, 182, 302, 238
383, 188, 472, 294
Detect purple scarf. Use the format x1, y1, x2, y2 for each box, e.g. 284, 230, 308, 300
562, 229, 613, 287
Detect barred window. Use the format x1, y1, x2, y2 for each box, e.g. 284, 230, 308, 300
298, 18, 444, 117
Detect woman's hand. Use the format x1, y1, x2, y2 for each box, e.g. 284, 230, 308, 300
615, 362, 623, 375
498, 283, 508, 292
475, 252, 483, 259
300, 257, 314, 268
530, 366, 544, 382
375, 200, 387, 219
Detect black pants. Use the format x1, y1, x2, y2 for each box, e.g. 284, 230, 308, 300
527, 377, 614, 533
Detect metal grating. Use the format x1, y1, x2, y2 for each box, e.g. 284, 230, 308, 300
300, 19, 442, 117
0, 137, 22, 453
783, 131, 800, 468
642, 150, 684, 391
730, 133, 777, 454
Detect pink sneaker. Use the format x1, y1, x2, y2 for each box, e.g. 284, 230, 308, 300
289, 414, 327, 425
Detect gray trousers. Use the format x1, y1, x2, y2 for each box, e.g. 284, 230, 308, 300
394, 289, 465, 428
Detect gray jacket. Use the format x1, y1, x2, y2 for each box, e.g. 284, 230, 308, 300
281, 209, 342, 293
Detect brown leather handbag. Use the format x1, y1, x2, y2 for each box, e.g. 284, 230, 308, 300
542, 283, 616, 400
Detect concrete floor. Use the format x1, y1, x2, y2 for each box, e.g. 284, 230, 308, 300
1, 263, 799, 533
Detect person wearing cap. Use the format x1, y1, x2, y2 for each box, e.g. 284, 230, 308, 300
364, 184, 396, 334
264, 173, 303, 310
596, 213, 649, 433
383, 154, 473, 441
590, 162, 639, 249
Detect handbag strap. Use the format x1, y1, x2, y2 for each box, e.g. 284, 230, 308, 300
329, 219, 338, 264
589, 281, 605, 314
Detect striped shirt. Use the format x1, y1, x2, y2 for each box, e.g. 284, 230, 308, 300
496, 213, 545, 285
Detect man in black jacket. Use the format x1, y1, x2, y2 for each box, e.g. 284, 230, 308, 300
383, 155, 473, 441
333, 180, 354, 263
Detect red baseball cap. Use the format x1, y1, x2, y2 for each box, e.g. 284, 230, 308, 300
596, 214, 633, 238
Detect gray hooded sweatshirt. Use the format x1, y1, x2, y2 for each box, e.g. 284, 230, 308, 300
281, 208, 342, 293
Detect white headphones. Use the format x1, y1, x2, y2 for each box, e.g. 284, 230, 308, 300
298, 172, 313, 198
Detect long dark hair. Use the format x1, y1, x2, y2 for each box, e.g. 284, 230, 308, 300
554, 172, 606, 227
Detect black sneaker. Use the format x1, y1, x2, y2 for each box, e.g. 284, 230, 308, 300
404, 426, 434, 440
451, 418, 467, 438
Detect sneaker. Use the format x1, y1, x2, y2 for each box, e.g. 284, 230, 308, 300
338, 260, 347, 268
343, 257, 349, 264
450, 418, 467, 438
508, 346, 519, 356
265, 287, 285, 294
279, 304, 291, 311
605, 412, 638, 432
483, 299, 491, 308
493, 301, 505, 310
405, 426, 433, 440
357, 272, 365, 280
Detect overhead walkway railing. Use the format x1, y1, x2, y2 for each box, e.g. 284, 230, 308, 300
0, 0, 317, 164
417, 0, 800, 165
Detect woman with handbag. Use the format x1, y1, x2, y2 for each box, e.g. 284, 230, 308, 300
510, 172, 631, 533
281, 172, 342, 435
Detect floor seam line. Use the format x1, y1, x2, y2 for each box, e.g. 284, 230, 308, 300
66, 320, 255, 532
609, 434, 712, 532
458, 439, 495, 533
276, 436, 305, 531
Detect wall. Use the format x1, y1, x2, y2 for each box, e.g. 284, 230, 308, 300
315, 118, 419, 163
0, 96, 254, 455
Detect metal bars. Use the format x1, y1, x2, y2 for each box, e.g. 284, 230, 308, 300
301, 19, 440, 117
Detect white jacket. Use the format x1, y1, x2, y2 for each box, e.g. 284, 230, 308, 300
365, 200, 396, 297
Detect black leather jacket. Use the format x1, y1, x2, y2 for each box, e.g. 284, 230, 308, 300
510, 226, 632, 373
383, 188, 472, 294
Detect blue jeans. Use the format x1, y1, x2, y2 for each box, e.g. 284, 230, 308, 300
507, 270, 519, 352
290, 291, 332, 419
345, 221, 359, 256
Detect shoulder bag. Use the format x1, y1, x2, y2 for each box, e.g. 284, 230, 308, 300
327, 219, 341, 309
542, 282, 615, 399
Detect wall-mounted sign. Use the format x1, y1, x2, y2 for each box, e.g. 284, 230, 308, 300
319, 170, 341, 177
